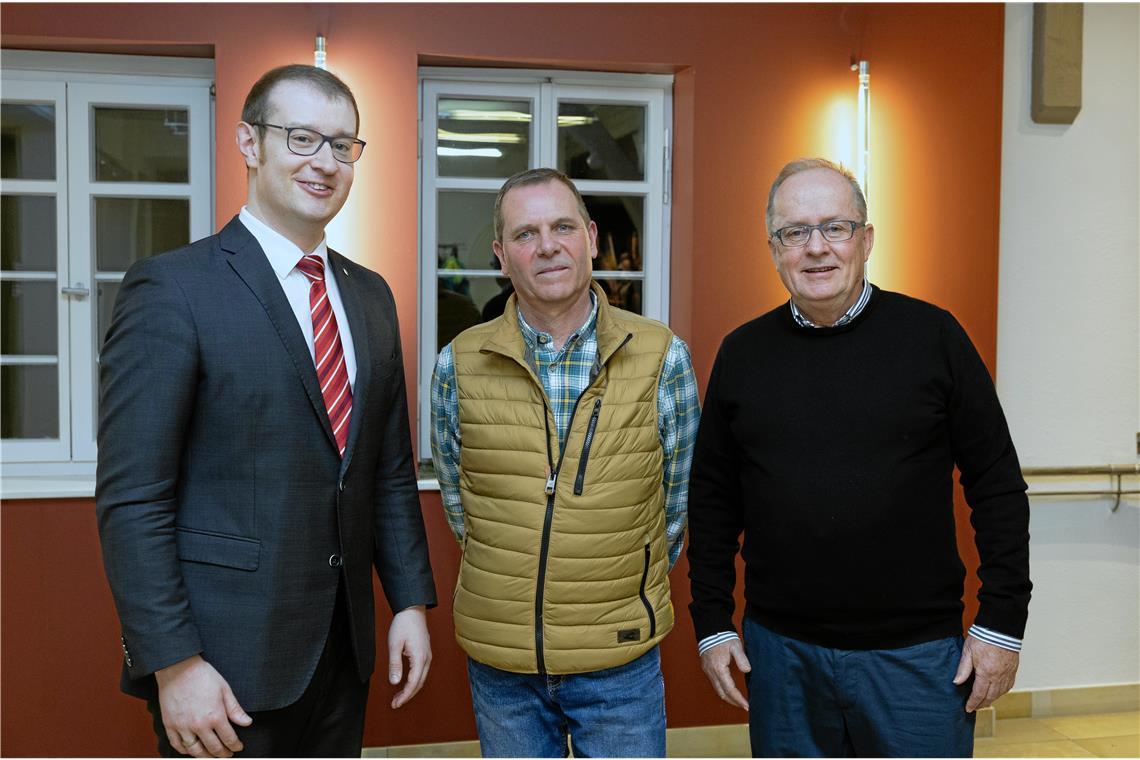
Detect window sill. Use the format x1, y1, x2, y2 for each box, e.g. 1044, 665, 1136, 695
1, 475, 97, 500
1, 475, 443, 500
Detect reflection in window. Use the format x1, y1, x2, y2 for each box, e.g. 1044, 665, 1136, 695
0, 365, 58, 438
94, 108, 189, 182
436, 192, 496, 269
0, 103, 56, 180
95, 197, 190, 271
558, 103, 645, 181
1, 195, 57, 271
585, 195, 644, 315
437, 98, 530, 179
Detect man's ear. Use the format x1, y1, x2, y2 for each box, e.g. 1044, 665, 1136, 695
492, 240, 509, 276
861, 222, 875, 263
236, 122, 260, 168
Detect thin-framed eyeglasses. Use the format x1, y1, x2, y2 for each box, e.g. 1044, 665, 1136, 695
251, 123, 366, 164
771, 220, 865, 247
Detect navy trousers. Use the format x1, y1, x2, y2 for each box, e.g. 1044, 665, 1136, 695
743, 616, 975, 757
147, 581, 369, 758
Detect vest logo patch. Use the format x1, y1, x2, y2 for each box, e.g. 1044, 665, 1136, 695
617, 628, 640, 643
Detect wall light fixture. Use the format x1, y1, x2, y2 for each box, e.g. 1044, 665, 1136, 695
852, 60, 870, 208
315, 35, 327, 70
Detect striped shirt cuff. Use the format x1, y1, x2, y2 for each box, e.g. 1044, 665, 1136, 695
697, 631, 740, 656
698, 626, 1022, 655
968, 625, 1023, 652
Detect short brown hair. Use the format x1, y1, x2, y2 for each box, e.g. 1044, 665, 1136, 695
241, 64, 359, 136
765, 157, 867, 234
493, 168, 590, 241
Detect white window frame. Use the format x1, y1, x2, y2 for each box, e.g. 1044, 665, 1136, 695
417, 67, 673, 460
1, 51, 214, 497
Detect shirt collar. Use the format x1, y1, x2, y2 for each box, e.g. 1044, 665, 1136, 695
517, 289, 599, 349
790, 279, 873, 328
239, 206, 328, 281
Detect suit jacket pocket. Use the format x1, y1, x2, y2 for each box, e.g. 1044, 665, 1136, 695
176, 527, 260, 571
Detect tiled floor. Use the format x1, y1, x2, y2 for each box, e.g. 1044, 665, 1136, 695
974, 711, 1140, 758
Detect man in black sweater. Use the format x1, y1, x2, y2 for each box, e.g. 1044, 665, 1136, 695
687, 158, 1031, 757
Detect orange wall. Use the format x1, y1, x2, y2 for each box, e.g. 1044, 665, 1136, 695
1, 3, 1004, 755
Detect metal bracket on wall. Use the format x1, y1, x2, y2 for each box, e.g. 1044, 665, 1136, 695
1022, 464, 1140, 512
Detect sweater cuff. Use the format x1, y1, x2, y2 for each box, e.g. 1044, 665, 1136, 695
697, 631, 740, 655
968, 625, 1022, 652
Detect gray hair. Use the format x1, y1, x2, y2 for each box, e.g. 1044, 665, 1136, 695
765, 158, 867, 234
493, 167, 590, 242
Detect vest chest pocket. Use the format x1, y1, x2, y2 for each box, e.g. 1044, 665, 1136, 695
572, 398, 603, 496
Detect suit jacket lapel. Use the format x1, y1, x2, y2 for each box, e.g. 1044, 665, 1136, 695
328, 249, 370, 472
219, 217, 338, 451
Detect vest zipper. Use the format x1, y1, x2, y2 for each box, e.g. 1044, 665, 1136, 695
639, 543, 657, 639
535, 400, 564, 674
534, 333, 632, 675
573, 398, 603, 496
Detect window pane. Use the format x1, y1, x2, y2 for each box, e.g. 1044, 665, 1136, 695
437, 276, 513, 351
594, 277, 642, 315
94, 107, 189, 182
1, 195, 57, 271
1, 103, 56, 180
0, 364, 58, 438
438, 191, 497, 270
584, 195, 644, 274
1, 281, 57, 355
558, 103, 645, 181
95, 197, 190, 271
437, 98, 530, 179
97, 280, 120, 352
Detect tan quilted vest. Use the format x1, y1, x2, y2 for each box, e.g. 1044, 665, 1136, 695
451, 287, 675, 674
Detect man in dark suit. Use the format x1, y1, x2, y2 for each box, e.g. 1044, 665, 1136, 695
96, 64, 436, 758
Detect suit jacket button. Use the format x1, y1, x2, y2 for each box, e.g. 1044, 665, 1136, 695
338, 479, 345, 493
329, 554, 342, 568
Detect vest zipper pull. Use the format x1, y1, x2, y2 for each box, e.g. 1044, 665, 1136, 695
544, 464, 557, 495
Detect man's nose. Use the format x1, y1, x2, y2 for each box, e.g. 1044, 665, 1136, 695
803, 226, 829, 253
308, 141, 339, 171
537, 229, 559, 255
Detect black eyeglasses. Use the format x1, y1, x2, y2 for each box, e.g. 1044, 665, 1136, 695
771, 220, 865, 247
251, 123, 366, 164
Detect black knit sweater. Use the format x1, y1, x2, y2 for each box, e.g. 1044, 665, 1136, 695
687, 287, 1031, 650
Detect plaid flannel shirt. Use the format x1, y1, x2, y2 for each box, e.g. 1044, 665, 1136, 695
430, 293, 699, 568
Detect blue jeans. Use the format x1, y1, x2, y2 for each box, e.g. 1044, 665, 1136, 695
743, 617, 975, 757
466, 647, 666, 758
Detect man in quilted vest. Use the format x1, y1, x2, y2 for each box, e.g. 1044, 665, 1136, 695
430, 168, 700, 757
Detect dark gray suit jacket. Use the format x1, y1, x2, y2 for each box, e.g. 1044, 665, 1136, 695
96, 217, 436, 712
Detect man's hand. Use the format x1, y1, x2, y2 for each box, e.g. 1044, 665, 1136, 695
953, 635, 1020, 712
699, 638, 751, 711
155, 655, 252, 757
388, 605, 431, 709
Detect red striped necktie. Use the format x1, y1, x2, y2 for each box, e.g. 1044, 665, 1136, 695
296, 254, 352, 457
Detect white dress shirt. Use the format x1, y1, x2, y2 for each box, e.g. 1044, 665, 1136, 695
239, 207, 358, 390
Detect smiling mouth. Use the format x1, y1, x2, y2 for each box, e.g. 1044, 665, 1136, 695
803, 266, 838, 274
300, 180, 332, 192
